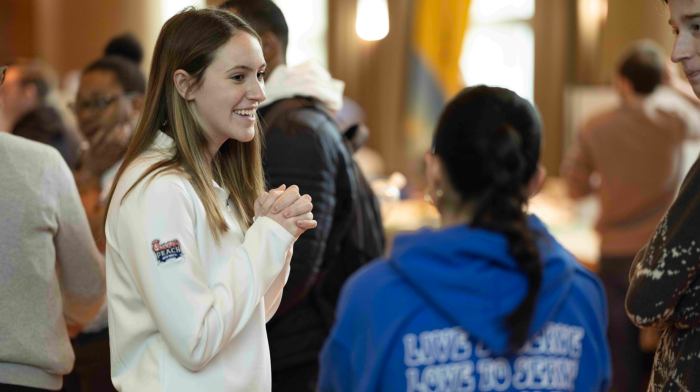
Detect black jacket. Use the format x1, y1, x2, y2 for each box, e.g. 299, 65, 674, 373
12, 106, 81, 170
260, 97, 357, 370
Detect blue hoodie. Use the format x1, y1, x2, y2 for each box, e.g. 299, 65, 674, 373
318, 215, 611, 392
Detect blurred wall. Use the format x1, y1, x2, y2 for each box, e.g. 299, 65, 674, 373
329, 0, 577, 178
0, 0, 159, 76
0, 1, 35, 61
535, 0, 576, 176
577, 0, 675, 84
328, 0, 411, 176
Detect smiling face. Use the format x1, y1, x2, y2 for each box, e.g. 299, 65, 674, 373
669, 0, 700, 97
190, 32, 267, 153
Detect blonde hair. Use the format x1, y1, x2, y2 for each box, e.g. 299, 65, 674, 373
105, 8, 265, 241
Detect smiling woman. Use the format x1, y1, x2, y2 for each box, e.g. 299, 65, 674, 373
102, 8, 316, 392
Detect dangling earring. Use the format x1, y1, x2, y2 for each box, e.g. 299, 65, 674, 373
424, 187, 444, 206
423, 187, 433, 204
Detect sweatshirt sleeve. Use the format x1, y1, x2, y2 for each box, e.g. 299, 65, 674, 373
626, 158, 700, 329
264, 247, 293, 323
116, 177, 294, 371
51, 150, 106, 328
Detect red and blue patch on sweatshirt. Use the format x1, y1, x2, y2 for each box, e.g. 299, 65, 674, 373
152, 239, 183, 264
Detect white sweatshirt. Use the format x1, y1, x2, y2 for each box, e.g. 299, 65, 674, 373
105, 132, 294, 391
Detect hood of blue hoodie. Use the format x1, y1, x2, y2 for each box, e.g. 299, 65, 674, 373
389, 214, 575, 356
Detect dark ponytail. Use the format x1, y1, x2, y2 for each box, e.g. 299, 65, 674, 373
433, 85, 543, 351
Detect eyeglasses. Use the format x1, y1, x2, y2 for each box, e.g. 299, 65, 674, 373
0, 66, 7, 86
69, 93, 128, 114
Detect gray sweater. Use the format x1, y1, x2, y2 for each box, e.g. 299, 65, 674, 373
0, 133, 105, 390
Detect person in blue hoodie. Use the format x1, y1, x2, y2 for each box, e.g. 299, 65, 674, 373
318, 85, 612, 392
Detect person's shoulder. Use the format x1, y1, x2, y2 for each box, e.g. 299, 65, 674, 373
0, 132, 65, 168
115, 156, 190, 206
570, 262, 605, 299
581, 106, 623, 135
338, 259, 404, 308
276, 98, 343, 139
559, 260, 607, 326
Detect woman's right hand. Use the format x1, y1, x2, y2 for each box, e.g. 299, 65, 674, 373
81, 120, 134, 176
254, 185, 317, 238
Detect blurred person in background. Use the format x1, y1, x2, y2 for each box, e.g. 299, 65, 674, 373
318, 85, 611, 392
62, 33, 146, 392
626, 0, 700, 390
0, 59, 81, 169
72, 33, 146, 252
219, 2, 385, 391
0, 64, 106, 392
562, 40, 697, 392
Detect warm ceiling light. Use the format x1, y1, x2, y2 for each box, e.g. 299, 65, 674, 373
356, 0, 390, 41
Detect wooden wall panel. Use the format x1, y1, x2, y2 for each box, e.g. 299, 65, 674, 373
534, 0, 576, 175
328, 0, 411, 176
0, 0, 36, 62
32, 0, 159, 76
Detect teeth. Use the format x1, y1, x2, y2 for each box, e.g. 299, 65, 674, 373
234, 109, 255, 116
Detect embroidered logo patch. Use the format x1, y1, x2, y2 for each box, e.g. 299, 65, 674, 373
152, 239, 183, 264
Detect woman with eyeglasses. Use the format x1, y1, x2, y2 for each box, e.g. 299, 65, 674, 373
73, 34, 146, 251
63, 34, 146, 392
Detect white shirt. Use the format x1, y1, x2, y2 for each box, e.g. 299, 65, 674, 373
105, 132, 293, 391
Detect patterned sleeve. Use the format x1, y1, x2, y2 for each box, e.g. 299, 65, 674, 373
626, 158, 700, 329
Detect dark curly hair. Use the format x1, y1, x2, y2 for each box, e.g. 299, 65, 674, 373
432, 85, 543, 351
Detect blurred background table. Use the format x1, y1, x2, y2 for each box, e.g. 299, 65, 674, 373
379, 177, 600, 272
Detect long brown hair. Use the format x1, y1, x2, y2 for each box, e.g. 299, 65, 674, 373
105, 8, 265, 240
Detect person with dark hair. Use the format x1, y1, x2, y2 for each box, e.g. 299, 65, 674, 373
103, 33, 144, 64
62, 33, 147, 392
626, 1, 700, 390
318, 85, 611, 392
219, 2, 384, 391
0, 59, 81, 169
0, 63, 106, 392
562, 39, 699, 392
72, 33, 147, 250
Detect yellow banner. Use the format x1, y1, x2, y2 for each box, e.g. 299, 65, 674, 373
412, 0, 471, 99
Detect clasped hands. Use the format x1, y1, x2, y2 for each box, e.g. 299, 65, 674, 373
254, 185, 316, 238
